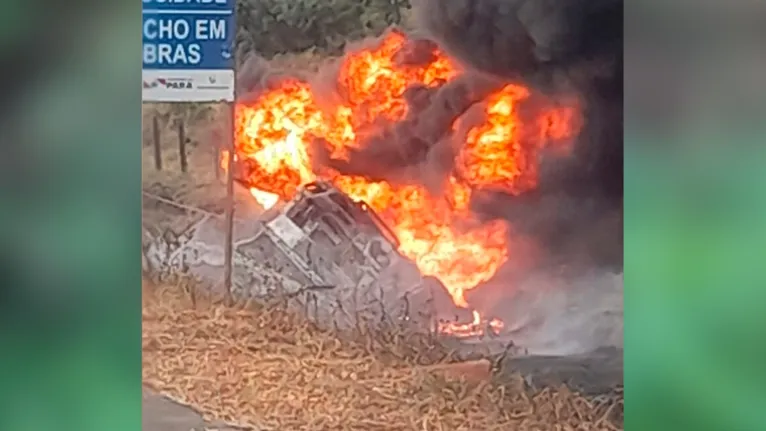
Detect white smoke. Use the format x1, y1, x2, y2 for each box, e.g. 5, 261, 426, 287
480, 270, 623, 356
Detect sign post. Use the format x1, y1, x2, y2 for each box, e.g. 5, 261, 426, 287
222, 105, 235, 304
142, 0, 236, 300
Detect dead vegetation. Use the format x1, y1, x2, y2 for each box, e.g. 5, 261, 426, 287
141, 103, 224, 201
142, 279, 622, 431
141, 101, 257, 236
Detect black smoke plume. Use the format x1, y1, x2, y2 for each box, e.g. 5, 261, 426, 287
412, 0, 624, 269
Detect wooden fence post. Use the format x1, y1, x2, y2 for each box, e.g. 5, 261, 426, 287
178, 122, 188, 173
152, 116, 162, 171
213, 136, 221, 180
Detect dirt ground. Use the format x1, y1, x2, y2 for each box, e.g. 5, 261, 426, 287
142, 279, 622, 431
143, 387, 248, 431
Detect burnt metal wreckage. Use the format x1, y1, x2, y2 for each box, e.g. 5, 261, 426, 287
231, 180, 464, 330
144, 180, 465, 331
143, 180, 623, 397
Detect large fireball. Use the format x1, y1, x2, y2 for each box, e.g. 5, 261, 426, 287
231, 31, 581, 335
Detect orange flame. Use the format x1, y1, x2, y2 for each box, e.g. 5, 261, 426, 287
231, 32, 581, 336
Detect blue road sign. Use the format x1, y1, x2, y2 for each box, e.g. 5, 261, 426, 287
142, 0, 235, 70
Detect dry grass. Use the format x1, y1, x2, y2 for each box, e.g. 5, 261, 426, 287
141, 102, 265, 236
141, 103, 224, 203
142, 280, 622, 431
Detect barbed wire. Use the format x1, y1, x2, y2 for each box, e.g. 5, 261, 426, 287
142, 190, 222, 218
142, 190, 250, 222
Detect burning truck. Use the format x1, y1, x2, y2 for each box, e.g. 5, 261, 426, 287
226, 29, 583, 337
146, 27, 590, 343
232, 179, 475, 332
143, 179, 486, 336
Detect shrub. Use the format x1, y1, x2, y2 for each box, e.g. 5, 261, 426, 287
235, 0, 411, 61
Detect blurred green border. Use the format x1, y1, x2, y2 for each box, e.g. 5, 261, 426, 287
625, 135, 766, 431
0, 3, 141, 430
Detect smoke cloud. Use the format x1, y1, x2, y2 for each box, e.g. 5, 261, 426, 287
312, 69, 505, 190
487, 269, 623, 355
411, 0, 624, 269
408, 0, 624, 354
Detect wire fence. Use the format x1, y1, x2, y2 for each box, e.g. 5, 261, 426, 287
143, 104, 237, 301
147, 116, 221, 180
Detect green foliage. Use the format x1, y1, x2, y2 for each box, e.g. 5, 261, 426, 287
235, 0, 411, 60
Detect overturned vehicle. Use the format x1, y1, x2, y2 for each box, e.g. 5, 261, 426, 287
143, 181, 463, 331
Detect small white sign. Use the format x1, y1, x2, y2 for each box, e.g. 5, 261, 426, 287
142, 69, 234, 102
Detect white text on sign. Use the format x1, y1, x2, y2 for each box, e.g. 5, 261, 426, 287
142, 17, 228, 66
